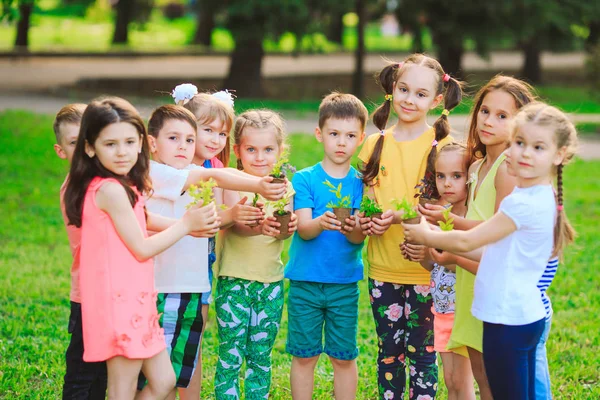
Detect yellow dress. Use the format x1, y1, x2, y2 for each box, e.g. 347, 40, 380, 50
446, 153, 506, 353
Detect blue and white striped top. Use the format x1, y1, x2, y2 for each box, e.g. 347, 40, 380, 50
538, 257, 559, 319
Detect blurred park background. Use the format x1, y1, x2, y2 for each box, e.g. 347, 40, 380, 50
1, 1, 599, 398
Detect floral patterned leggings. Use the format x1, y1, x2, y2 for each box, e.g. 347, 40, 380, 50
369, 279, 438, 400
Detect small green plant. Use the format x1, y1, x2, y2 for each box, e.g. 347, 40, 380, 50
392, 197, 418, 220
271, 195, 291, 216
437, 206, 454, 231
359, 196, 383, 217
187, 178, 226, 210
414, 171, 439, 201
270, 148, 296, 178
323, 179, 351, 208
251, 193, 260, 207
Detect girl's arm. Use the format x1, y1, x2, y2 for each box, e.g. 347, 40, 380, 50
403, 212, 516, 254
186, 168, 286, 201
494, 161, 517, 212
429, 249, 480, 275
358, 186, 394, 235
96, 182, 219, 261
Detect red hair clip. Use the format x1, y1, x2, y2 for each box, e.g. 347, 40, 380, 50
397, 62, 404, 69
442, 74, 450, 82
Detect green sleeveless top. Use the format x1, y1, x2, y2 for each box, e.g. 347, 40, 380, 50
447, 153, 506, 353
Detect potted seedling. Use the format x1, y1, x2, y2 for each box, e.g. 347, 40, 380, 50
247, 193, 263, 228
359, 195, 384, 220
270, 195, 292, 240
270, 149, 295, 183
393, 197, 421, 261
435, 206, 454, 252
187, 178, 227, 212
323, 179, 352, 230
414, 171, 440, 207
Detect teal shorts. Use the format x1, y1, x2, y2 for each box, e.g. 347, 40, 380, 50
286, 280, 359, 361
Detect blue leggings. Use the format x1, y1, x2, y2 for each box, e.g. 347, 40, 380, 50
483, 319, 545, 400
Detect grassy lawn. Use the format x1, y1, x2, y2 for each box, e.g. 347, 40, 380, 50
0, 110, 599, 398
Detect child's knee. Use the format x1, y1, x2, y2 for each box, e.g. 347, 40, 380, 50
329, 357, 356, 370
293, 355, 319, 369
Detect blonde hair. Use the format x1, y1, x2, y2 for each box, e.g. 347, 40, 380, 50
53, 103, 87, 143
436, 142, 469, 172
232, 109, 286, 170
183, 93, 235, 166
511, 102, 578, 258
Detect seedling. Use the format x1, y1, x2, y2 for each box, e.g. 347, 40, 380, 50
271, 195, 291, 216
359, 196, 383, 218
251, 193, 260, 207
392, 197, 418, 220
414, 171, 439, 203
437, 206, 454, 231
323, 180, 351, 209
270, 149, 296, 179
187, 178, 226, 210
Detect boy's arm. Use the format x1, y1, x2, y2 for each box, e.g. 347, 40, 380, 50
344, 210, 367, 244
186, 168, 286, 201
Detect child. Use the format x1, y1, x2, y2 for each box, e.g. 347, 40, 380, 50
54, 103, 109, 399
145, 105, 287, 399
403, 102, 577, 400
357, 54, 462, 399
64, 97, 220, 399
420, 75, 536, 399
174, 83, 236, 389
285, 92, 367, 400
214, 109, 297, 399
421, 143, 475, 400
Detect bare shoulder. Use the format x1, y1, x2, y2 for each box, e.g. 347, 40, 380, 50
494, 160, 515, 186
468, 159, 482, 175
96, 181, 129, 210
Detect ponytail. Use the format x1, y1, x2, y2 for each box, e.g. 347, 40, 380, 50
553, 164, 575, 259
361, 62, 399, 185
424, 75, 464, 198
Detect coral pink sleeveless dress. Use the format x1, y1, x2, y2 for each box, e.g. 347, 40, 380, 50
80, 177, 165, 362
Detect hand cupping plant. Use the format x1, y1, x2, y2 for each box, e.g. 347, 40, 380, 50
392, 197, 418, 220
323, 180, 351, 208
359, 196, 383, 218
267, 194, 293, 240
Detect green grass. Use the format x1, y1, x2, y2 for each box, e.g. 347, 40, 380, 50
1, 110, 599, 398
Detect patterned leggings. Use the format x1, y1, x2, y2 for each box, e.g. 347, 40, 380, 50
369, 279, 438, 399
214, 277, 284, 400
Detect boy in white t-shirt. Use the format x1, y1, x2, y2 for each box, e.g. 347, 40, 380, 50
145, 105, 286, 399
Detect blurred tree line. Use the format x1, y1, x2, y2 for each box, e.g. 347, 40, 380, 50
1, 0, 599, 97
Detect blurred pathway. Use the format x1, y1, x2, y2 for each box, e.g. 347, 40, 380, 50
0, 51, 587, 91
1, 92, 599, 160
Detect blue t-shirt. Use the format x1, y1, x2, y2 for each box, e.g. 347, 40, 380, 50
285, 162, 364, 283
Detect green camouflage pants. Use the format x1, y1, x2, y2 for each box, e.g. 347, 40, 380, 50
214, 277, 284, 399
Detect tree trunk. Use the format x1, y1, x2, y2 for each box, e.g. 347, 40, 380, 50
326, 11, 344, 45
193, 0, 216, 47
14, 2, 33, 50
224, 35, 265, 97
435, 37, 464, 78
352, 0, 365, 98
585, 21, 600, 52
521, 38, 542, 84
112, 0, 134, 45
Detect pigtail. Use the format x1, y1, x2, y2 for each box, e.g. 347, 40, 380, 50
424, 75, 464, 198
361, 63, 398, 185
553, 164, 575, 259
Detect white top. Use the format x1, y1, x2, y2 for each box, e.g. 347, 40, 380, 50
431, 264, 456, 314
146, 161, 210, 294
472, 184, 556, 325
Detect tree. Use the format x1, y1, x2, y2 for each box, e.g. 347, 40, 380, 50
14, 0, 32, 49
193, 0, 220, 47
112, 0, 153, 45
352, 0, 366, 97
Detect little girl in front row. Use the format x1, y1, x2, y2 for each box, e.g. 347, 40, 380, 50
214, 110, 297, 399
421, 143, 475, 400
64, 97, 221, 399
404, 102, 577, 400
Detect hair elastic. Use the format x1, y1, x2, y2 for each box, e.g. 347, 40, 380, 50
442, 109, 450, 116
442, 73, 450, 82
557, 205, 564, 211
380, 130, 385, 136
432, 139, 438, 147
384, 94, 393, 101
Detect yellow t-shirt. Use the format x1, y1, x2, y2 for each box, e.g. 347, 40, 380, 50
216, 183, 295, 283
358, 127, 453, 284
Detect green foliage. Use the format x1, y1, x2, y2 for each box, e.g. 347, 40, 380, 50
359, 195, 383, 217
251, 192, 260, 207
270, 194, 291, 216
270, 148, 292, 178
1, 111, 600, 398
323, 179, 351, 208
392, 197, 418, 220
437, 206, 454, 231
187, 178, 222, 209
